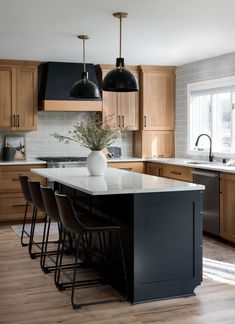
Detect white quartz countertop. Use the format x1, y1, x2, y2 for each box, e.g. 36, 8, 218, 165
109, 157, 235, 174
107, 157, 147, 162
31, 167, 204, 196
146, 157, 235, 173
0, 159, 47, 166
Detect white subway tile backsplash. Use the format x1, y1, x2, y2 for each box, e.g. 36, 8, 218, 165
0, 111, 133, 159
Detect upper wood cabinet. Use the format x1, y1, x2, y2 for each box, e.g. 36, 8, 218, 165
0, 65, 14, 129
96, 65, 139, 130
133, 130, 174, 158
139, 66, 175, 131
220, 172, 235, 243
0, 59, 39, 131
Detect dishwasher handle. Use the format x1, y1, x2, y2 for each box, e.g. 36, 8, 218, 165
192, 170, 219, 178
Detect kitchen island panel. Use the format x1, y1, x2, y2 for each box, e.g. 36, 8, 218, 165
133, 190, 202, 303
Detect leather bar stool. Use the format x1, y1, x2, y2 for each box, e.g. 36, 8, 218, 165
40, 186, 90, 275
18, 175, 35, 247
27, 180, 47, 260
55, 192, 128, 309
40, 185, 67, 274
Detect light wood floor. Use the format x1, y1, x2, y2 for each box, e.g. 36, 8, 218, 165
1, 224, 235, 324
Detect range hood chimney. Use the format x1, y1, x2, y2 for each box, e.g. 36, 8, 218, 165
38, 62, 102, 111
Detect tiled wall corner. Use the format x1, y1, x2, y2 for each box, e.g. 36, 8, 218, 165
175, 51, 235, 158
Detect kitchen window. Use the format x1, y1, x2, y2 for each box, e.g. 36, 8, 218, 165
187, 76, 235, 157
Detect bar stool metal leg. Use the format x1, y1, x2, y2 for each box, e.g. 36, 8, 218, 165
21, 201, 30, 246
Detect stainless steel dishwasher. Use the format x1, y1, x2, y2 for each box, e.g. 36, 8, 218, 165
192, 169, 220, 236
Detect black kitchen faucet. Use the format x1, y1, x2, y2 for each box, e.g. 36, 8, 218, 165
195, 133, 214, 162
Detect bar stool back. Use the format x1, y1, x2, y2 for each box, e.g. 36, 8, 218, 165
55, 192, 128, 309
18, 175, 33, 246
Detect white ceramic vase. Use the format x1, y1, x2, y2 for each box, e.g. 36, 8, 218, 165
86, 151, 107, 176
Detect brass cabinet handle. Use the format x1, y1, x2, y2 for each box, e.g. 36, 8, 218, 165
171, 171, 182, 175
118, 115, 121, 127
12, 114, 16, 127
16, 114, 20, 127
122, 116, 124, 127
144, 116, 147, 127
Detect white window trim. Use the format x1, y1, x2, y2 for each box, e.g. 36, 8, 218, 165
187, 76, 235, 158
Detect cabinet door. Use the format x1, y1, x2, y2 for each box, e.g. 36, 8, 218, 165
118, 71, 139, 130
0, 65, 16, 130
102, 91, 119, 126
220, 173, 235, 242
133, 130, 174, 158
16, 66, 38, 130
141, 71, 175, 130
146, 162, 162, 176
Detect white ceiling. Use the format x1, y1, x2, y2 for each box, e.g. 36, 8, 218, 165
1, 0, 235, 66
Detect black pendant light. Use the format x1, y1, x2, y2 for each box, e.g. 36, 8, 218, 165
70, 35, 100, 99
102, 12, 139, 92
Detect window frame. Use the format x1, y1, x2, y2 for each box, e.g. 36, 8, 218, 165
187, 76, 235, 158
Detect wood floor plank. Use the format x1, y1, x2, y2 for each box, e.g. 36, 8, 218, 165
1, 224, 235, 323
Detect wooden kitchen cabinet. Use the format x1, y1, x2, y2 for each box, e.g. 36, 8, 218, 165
220, 172, 235, 242
0, 164, 46, 221
133, 65, 175, 157
146, 162, 162, 177
0, 59, 39, 131
139, 65, 175, 131
96, 65, 139, 130
108, 162, 145, 173
161, 164, 193, 182
133, 130, 174, 158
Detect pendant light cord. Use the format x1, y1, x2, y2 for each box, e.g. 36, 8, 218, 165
83, 38, 86, 74
119, 16, 122, 58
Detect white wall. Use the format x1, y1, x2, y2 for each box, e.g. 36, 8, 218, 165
0, 111, 132, 159
175, 52, 235, 159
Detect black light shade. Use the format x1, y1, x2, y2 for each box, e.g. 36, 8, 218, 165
102, 66, 139, 92
70, 78, 100, 98
101, 12, 139, 93
70, 35, 100, 99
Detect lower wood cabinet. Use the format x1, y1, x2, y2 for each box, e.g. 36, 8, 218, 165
146, 162, 193, 182
220, 172, 235, 242
161, 164, 193, 182
108, 162, 145, 173
146, 162, 162, 177
0, 164, 46, 221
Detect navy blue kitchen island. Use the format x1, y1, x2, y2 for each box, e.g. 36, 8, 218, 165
31, 167, 204, 304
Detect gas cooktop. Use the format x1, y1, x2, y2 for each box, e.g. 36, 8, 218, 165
37, 156, 87, 162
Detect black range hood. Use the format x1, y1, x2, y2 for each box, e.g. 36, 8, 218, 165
38, 62, 102, 111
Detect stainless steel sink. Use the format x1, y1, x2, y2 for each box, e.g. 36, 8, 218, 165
184, 161, 207, 165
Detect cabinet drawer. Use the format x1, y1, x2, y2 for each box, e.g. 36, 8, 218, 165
0, 192, 45, 221
161, 164, 192, 182
108, 162, 145, 173
0, 165, 46, 193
